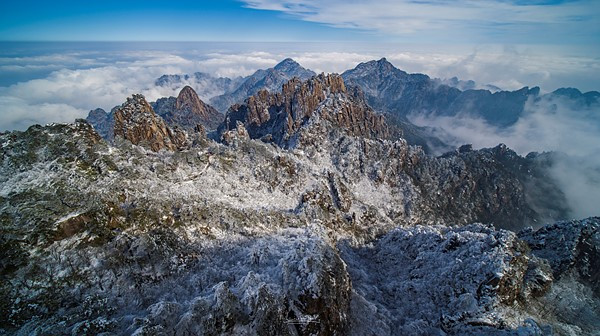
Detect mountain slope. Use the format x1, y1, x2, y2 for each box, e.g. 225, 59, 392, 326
342, 58, 600, 129
0, 75, 592, 335
209, 58, 316, 113
341, 58, 540, 127
0, 119, 592, 334
219, 73, 389, 147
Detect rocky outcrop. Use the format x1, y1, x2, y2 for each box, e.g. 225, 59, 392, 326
220, 121, 250, 146
113, 94, 188, 152
519, 217, 600, 294
152, 86, 224, 131
341, 218, 600, 335
342, 224, 551, 335
517, 218, 600, 334
220, 74, 389, 147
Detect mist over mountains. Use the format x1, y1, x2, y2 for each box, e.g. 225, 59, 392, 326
1, 45, 599, 335
1, 0, 599, 333
2, 42, 599, 132
81, 55, 599, 222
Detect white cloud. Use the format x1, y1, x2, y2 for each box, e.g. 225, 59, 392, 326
196, 52, 279, 78
409, 96, 600, 155
0, 96, 85, 132
0, 51, 205, 131
0, 44, 597, 133
242, 0, 600, 43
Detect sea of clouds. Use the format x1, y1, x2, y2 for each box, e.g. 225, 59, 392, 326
1, 42, 597, 131
0, 42, 598, 221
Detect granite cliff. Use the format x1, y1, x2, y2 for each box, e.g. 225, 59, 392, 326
113, 94, 189, 152
220, 73, 389, 147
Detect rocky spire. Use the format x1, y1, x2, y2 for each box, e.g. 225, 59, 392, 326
176, 85, 206, 112
113, 94, 187, 152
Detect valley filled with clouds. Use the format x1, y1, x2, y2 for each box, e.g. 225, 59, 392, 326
1, 42, 598, 131
1, 43, 599, 221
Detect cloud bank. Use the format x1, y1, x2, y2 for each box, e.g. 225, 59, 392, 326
0, 43, 597, 133
409, 95, 600, 220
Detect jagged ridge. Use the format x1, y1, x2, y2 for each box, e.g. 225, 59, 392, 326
220, 73, 389, 147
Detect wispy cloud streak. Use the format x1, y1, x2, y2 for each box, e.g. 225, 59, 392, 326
242, 0, 600, 43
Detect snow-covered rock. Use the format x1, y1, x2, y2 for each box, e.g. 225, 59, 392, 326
0, 75, 596, 335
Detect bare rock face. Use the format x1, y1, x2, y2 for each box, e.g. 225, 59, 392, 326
113, 94, 188, 152
220, 74, 389, 147
173, 86, 223, 130
152, 86, 224, 131
175, 85, 205, 112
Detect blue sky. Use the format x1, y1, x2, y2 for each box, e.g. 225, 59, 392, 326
0, 0, 359, 42
1, 0, 599, 45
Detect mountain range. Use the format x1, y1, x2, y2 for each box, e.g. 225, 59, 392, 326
2, 57, 599, 335
154, 58, 316, 114
342, 58, 599, 126
144, 57, 599, 153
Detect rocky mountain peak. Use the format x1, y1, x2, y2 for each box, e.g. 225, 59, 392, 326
174, 85, 219, 122
87, 107, 108, 121
376, 57, 393, 68
341, 58, 545, 133
354, 57, 404, 75
175, 85, 204, 111
113, 94, 187, 152
114, 94, 154, 123
273, 57, 302, 72
274, 57, 316, 80
151, 86, 224, 131
86, 108, 114, 140
209, 58, 316, 113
